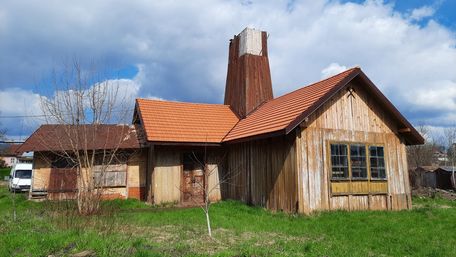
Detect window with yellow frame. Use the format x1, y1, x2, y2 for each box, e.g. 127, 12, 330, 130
329, 143, 387, 181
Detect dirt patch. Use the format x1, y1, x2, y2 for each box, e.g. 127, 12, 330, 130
115, 224, 313, 255
412, 187, 456, 201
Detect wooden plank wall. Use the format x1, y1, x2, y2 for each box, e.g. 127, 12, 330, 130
297, 80, 411, 213
127, 150, 147, 200
153, 149, 181, 204
151, 147, 223, 204
224, 135, 298, 212
32, 153, 51, 191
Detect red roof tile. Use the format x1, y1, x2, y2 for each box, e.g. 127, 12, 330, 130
136, 67, 423, 145
136, 99, 239, 143
223, 68, 359, 141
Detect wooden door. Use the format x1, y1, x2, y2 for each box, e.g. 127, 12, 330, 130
48, 168, 78, 199
182, 169, 205, 204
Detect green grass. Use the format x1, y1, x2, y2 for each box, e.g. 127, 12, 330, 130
0, 167, 10, 179
0, 185, 455, 257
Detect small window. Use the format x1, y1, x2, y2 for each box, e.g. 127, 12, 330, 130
330, 144, 349, 179
350, 144, 367, 179
370, 146, 386, 179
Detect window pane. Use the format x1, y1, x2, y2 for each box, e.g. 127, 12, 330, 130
330, 144, 348, 179
369, 146, 386, 179
350, 144, 367, 179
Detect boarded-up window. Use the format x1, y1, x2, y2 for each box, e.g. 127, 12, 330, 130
330, 144, 349, 179
350, 144, 367, 179
49, 168, 77, 192
369, 146, 386, 179
93, 164, 127, 187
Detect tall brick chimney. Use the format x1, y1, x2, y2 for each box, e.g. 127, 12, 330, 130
224, 28, 273, 118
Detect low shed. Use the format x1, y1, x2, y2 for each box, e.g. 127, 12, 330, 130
17, 124, 147, 200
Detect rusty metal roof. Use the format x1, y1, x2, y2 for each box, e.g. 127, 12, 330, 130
17, 124, 140, 152
136, 99, 239, 144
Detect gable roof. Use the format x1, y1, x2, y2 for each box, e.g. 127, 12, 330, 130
135, 99, 239, 144
136, 67, 424, 146
0, 144, 22, 157
223, 68, 359, 142
17, 124, 140, 153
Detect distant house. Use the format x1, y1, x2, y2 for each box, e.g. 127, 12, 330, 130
433, 167, 456, 190
410, 166, 455, 190
21, 28, 424, 213
410, 166, 438, 189
17, 124, 146, 200
0, 144, 22, 167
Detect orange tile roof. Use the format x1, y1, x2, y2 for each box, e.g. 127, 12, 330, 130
223, 68, 360, 141
136, 99, 239, 143
136, 67, 423, 145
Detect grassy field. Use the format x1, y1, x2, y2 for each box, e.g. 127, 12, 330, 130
0, 186, 455, 257
0, 167, 10, 178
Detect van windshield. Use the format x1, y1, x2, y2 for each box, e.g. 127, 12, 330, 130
15, 170, 32, 179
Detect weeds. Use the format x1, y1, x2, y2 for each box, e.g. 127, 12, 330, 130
0, 185, 455, 257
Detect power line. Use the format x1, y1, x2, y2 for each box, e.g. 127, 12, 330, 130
0, 114, 52, 118
0, 109, 134, 119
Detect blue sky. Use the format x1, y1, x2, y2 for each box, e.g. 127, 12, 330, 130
0, 0, 455, 140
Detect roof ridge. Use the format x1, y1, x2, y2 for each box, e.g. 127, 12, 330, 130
270, 67, 359, 102
136, 98, 231, 107
238, 67, 359, 120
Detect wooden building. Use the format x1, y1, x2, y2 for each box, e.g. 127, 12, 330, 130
133, 28, 423, 213
17, 124, 147, 200
21, 28, 423, 213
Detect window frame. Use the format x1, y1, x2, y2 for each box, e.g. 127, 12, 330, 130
329, 141, 387, 182
329, 144, 350, 180
368, 145, 387, 181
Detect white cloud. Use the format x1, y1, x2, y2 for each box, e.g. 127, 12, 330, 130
0, 88, 43, 139
408, 6, 435, 21
321, 63, 348, 79
0, 0, 455, 134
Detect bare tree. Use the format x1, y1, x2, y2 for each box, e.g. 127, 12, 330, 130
39, 59, 134, 215
180, 148, 241, 238
406, 124, 436, 168
443, 126, 456, 189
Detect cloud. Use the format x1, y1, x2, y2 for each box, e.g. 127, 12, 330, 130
0, 74, 143, 138
0, 88, 43, 139
408, 6, 436, 21
321, 63, 349, 79
0, 0, 455, 137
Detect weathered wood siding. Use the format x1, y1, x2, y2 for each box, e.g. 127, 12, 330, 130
150, 146, 223, 204
153, 149, 181, 204
224, 135, 298, 212
31, 150, 146, 201
127, 150, 147, 200
31, 153, 51, 191
297, 80, 411, 213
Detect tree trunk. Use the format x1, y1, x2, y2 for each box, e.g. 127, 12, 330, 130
205, 210, 212, 237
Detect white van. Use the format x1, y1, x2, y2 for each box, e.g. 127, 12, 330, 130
8, 162, 33, 192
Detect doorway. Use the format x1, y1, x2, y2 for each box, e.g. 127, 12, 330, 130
181, 152, 205, 205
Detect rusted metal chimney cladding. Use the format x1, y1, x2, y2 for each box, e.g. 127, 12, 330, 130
224, 28, 273, 118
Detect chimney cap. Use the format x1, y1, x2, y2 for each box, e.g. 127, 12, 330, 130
238, 27, 264, 57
